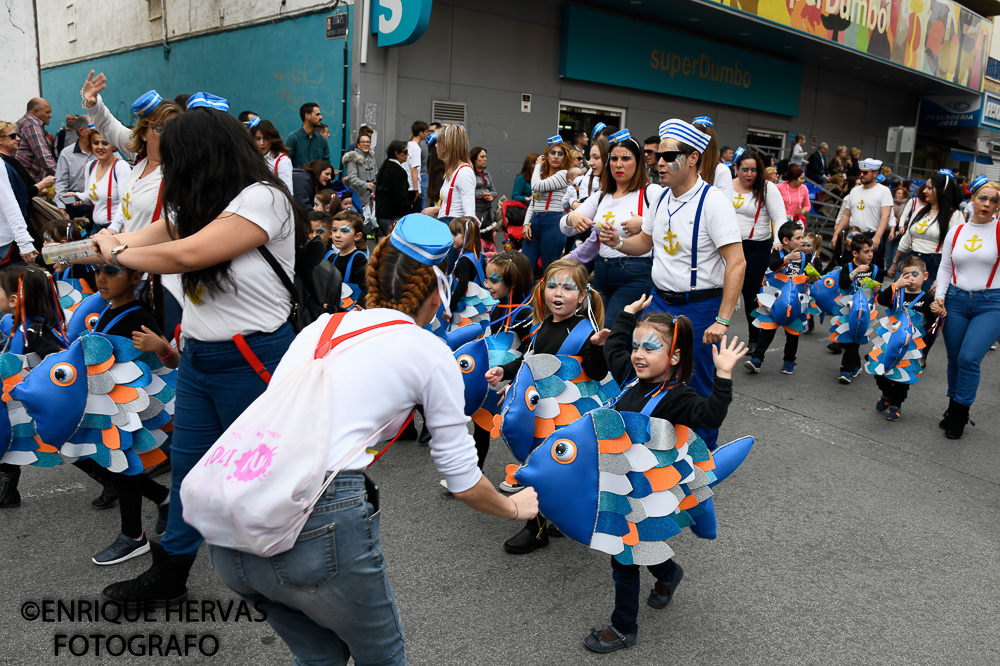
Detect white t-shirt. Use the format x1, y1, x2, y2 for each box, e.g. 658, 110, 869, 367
898, 209, 963, 256
406, 140, 422, 191
642, 177, 742, 292
270, 310, 482, 492
85, 159, 131, 227
561, 186, 660, 258
841, 183, 893, 233
936, 219, 1000, 298
264, 153, 294, 195
179, 183, 295, 340
437, 164, 476, 219
714, 163, 734, 200
0, 162, 35, 255
109, 159, 163, 234
732, 181, 787, 242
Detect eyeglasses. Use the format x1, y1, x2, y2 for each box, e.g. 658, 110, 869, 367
98, 265, 126, 276
549, 150, 565, 157
399, 150, 408, 155
655, 150, 687, 163
358, 140, 371, 145
0, 133, 18, 140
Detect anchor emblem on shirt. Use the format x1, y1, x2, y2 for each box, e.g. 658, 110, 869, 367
601, 211, 616, 228
965, 235, 983, 251
121, 192, 132, 220
733, 193, 745, 208
857, 200, 866, 211
88, 183, 98, 201
913, 217, 931, 234
663, 229, 680, 255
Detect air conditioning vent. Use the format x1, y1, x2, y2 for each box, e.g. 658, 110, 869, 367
431, 100, 467, 125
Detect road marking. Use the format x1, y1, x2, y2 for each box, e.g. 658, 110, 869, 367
21, 482, 87, 499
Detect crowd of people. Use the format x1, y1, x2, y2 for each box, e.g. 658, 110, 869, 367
1, 74, 999, 664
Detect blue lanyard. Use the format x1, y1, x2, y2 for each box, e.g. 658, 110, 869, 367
96, 304, 142, 334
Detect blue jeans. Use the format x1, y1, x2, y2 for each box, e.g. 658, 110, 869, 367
419, 173, 428, 210
160, 323, 294, 559
210, 472, 405, 666
647, 292, 721, 450
942, 285, 1000, 406
610, 556, 679, 635
521, 211, 563, 275
593, 256, 653, 323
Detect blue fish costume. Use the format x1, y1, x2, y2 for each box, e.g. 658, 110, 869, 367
0, 333, 176, 474
752, 272, 819, 335
498, 353, 621, 465
425, 251, 498, 350
829, 286, 876, 346
515, 408, 754, 565
453, 331, 523, 427
64, 292, 108, 342
811, 268, 844, 317
864, 289, 926, 384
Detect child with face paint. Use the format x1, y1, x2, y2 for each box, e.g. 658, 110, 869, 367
329, 210, 368, 310
447, 216, 486, 314
485, 258, 608, 553
588, 292, 746, 652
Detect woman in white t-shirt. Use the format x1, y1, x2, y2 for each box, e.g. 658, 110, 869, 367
421, 124, 475, 223
563, 129, 659, 316
252, 119, 294, 195
731, 149, 786, 352
79, 130, 130, 229
889, 172, 962, 290
693, 117, 734, 200
87, 104, 300, 609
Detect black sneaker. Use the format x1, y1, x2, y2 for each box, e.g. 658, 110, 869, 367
93, 532, 150, 566
92, 485, 118, 510
155, 503, 169, 536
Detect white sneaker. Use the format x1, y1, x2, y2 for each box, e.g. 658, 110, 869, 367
499, 480, 523, 493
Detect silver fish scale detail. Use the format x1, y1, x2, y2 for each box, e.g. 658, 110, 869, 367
598, 452, 631, 476
88, 371, 115, 394
522, 354, 561, 380
646, 418, 676, 451
631, 541, 675, 566
625, 496, 647, 523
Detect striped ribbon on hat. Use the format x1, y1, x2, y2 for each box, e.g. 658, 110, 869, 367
546, 135, 563, 146
658, 118, 710, 153
732, 146, 745, 165
187, 92, 230, 113
938, 168, 955, 177
245, 116, 261, 131
591, 122, 606, 138
131, 90, 163, 118
607, 128, 632, 145
970, 175, 990, 193
693, 115, 713, 127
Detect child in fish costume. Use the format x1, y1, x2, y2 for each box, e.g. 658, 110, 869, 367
865, 257, 934, 421
831, 234, 880, 384
515, 294, 752, 653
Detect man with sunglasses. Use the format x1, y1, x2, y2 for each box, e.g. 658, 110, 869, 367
643, 136, 661, 185
832, 157, 893, 270
598, 118, 744, 451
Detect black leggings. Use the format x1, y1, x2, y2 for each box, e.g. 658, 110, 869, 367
875, 375, 910, 406
473, 422, 490, 471
111, 473, 169, 538
741, 239, 773, 348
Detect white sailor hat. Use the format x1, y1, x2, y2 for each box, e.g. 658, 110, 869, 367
426, 132, 437, 147
546, 135, 564, 146
245, 116, 261, 131
131, 90, 163, 118
390, 214, 453, 266
858, 158, 883, 171
970, 175, 990, 192
693, 116, 713, 128
658, 118, 710, 153
607, 128, 634, 145
187, 92, 230, 113
591, 122, 606, 138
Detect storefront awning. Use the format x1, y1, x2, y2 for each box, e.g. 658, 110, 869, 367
950, 148, 995, 164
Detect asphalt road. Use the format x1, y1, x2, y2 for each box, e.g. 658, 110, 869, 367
2, 313, 999, 665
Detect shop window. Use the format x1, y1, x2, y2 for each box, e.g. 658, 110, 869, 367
746, 128, 785, 162
558, 101, 625, 141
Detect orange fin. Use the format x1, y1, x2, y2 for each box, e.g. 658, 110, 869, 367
505, 464, 519, 486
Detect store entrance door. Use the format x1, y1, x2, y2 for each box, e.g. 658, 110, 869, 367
746, 128, 786, 162
559, 101, 625, 143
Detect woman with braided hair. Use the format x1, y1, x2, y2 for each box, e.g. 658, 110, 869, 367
210, 214, 538, 665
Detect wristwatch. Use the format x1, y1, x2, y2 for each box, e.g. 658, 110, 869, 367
613, 238, 625, 251
110, 244, 128, 266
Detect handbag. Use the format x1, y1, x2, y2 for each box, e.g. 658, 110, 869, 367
181, 313, 413, 557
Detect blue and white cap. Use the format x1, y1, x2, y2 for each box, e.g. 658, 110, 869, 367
875, 173, 886, 183
607, 128, 634, 145
187, 92, 230, 112
390, 214, 453, 266
858, 158, 882, 171
970, 175, 990, 192
426, 132, 437, 147
591, 122, 606, 138
938, 168, 955, 178
86, 122, 95, 130
658, 118, 710, 153
546, 134, 563, 146
732, 146, 745, 165
245, 116, 261, 131
693, 116, 713, 128
131, 90, 163, 118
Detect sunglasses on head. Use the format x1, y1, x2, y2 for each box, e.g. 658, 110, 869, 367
98, 265, 126, 276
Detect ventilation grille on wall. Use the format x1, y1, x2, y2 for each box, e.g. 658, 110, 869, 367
431, 100, 467, 125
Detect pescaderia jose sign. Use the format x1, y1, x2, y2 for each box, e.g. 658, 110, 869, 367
560, 6, 802, 116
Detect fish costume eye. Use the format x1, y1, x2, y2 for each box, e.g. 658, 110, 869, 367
50, 363, 77, 387
84, 313, 101, 331
823, 277, 835, 288
457, 354, 475, 373
524, 386, 540, 410
551, 439, 577, 464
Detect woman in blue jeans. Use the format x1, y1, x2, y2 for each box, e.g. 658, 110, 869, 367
523, 138, 570, 275
210, 216, 538, 665
85, 97, 302, 607
562, 129, 658, 319
933, 177, 1000, 439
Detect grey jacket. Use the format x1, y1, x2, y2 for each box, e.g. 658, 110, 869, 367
342, 149, 377, 206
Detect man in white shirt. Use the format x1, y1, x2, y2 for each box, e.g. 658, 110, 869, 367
54, 114, 94, 218
598, 118, 745, 450
832, 157, 893, 268
407, 121, 429, 212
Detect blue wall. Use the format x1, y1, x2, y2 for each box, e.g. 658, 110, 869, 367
41, 9, 352, 157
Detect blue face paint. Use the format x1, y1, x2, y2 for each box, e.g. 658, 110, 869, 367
486, 272, 503, 285
633, 331, 664, 352
545, 274, 579, 293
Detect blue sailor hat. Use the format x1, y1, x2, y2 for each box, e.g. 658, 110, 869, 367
938, 168, 955, 178
658, 118, 710, 153
131, 90, 163, 118
732, 146, 745, 165
390, 214, 453, 266
187, 92, 230, 113
86, 123, 95, 130
693, 115, 714, 128
245, 116, 261, 131
426, 132, 437, 147
970, 175, 990, 192
607, 128, 632, 145
546, 134, 564, 146
591, 122, 606, 138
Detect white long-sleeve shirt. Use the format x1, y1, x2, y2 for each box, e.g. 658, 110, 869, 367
560, 185, 658, 258
898, 209, 963, 256
437, 164, 476, 219
732, 181, 787, 242
524, 164, 568, 225
87, 94, 137, 162
85, 158, 131, 227
713, 162, 734, 200
270, 310, 482, 492
937, 219, 1000, 299
264, 153, 294, 195
0, 163, 38, 255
